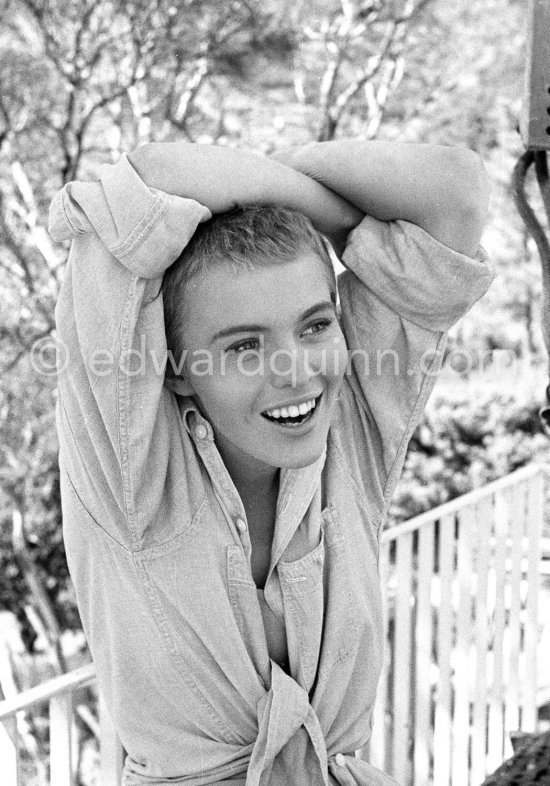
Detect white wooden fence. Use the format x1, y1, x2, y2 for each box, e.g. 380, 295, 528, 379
367, 463, 545, 786
0, 662, 123, 786
0, 464, 545, 786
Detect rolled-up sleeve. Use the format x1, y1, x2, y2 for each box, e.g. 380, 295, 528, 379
337, 215, 495, 504
50, 155, 211, 548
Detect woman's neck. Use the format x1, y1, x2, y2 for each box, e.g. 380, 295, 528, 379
214, 432, 279, 503
230, 463, 280, 509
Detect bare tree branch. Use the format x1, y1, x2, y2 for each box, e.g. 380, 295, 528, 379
0, 92, 11, 150
317, 16, 398, 140
395, 0, 433, 24
12, 510, 67, 674
169, 52, 210, 133
364, 55, 405, 138
301, 0, 437, 141
10, 161, 60, 274
0, 198, 57, 332
19, 0, 76, 83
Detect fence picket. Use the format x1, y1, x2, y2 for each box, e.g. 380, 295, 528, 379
393, 532, 413, 784
414, 525, 434, 786
505, 483, 525, 737
523, 472, 543, 731
369, 539, 390, 770
487, 490, 509, 770
452, 505, 474, 786
471, 496, 492, 785
433, 513, 455, 786
49, 692, 74, 786
0, 717, 19, 786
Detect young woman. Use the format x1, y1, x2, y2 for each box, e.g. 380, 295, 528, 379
50, 140, 493, 785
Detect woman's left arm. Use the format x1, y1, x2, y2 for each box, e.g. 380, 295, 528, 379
272, 141, 490, 256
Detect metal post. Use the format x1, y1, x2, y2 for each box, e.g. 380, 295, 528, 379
521, 0, 550, 152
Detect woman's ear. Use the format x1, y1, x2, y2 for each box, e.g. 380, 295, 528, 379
164, 343, 195, 396
164, 357, 194, 395
164, 375, 195, 396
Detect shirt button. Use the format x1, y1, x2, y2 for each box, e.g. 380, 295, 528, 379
235, 517, 247, 534
195, 424, 208, 440
335, 754, 346, 767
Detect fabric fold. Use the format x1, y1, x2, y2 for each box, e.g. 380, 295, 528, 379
247, 663, 327, 786
246, 663, 399, 786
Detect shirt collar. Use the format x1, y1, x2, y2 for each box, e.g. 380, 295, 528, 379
173, 392, 326, 570
270, 450, 326, 569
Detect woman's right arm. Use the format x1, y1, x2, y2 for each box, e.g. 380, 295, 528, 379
128, 142, 361, 240
51, 154, 211, 549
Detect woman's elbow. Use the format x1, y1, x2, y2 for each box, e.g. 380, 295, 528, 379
452, 148, 489, 222
441, 148, 490, 255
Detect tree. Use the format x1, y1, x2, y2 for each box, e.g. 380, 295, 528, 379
0, 0, 532, 663
292, 0, 435, 141
0, 0, 297, 660
0, 0, 539, 779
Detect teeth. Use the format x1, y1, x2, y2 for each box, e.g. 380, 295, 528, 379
264, 397, 318, 419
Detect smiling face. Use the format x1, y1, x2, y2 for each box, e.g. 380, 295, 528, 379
176, 252, 348, 479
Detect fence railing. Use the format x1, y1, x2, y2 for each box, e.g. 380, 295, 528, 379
367, 463, 545, 786
0, 464, 545, 786
0, 663, 123, 786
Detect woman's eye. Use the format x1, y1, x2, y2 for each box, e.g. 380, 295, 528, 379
226, 338, 260, 353
303, 318, 333, 336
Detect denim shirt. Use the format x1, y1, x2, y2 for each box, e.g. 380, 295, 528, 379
49, 155, 494, 786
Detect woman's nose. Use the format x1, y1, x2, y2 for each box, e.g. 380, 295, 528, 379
269, 346, 317, 389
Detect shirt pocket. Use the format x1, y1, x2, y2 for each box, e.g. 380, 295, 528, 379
314, 505, 361, 686
136, 529, 261, 746
278, 527, 325, 692
226, 545, 271, 686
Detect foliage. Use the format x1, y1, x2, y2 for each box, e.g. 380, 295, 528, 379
0, 0, 544, 663
0, 0, 450, 643
0, 0, 303, 650
389, 369, 550, 528
2, 4, 547, 785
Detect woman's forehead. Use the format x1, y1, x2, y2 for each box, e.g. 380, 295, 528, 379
181, 253, 334, 340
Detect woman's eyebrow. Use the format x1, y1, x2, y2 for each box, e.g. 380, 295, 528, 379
211, 323, 265, 342
300, 301, 335, 321
210, 301, 335, 343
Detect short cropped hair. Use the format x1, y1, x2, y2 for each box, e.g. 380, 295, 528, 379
162, 205, 336, 359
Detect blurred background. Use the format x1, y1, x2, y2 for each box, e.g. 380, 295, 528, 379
1, 0, 549, 784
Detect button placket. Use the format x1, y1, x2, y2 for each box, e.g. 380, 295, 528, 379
232, 515, 252, 567
191, 422, 250, 557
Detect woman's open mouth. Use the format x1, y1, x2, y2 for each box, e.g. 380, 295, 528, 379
261, 395, 321, 428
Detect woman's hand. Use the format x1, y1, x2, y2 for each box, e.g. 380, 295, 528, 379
270, 144, 362, 254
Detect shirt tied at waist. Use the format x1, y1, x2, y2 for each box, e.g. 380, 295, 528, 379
247, 663, 399, 786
